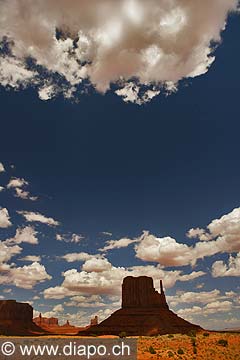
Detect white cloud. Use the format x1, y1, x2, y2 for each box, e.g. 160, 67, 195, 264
177, 300, 234, 323
18, 210, 59, 226
212, 253, 240, 277
7, 177, 28, 189
0, 0, 237, 104
82, 258, 112, 273
0, 262, 52, 289
61, 252, 102, 263
14, 188, 38, 201
19, 255, 41, 262
167, 289, 223, 307
64, 295, 106, 308
0, 208, 12, 228
99, 236, 140, 252
0, 162, 5, 173
135, 231, 193, 266
0, 241, 22, 263
0, 186, 5, 192
56, 233, 84, 243
44, 257, 205, 299
135, 208, 240, 267
5, 226, 38, 245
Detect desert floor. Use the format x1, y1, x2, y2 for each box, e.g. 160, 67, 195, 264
1, 332, 239, 359
137, 332, 240, 360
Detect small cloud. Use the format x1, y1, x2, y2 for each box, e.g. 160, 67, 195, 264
7, 177, 28, 189
19, 255, 41, 262
0, 162, 5, 173
3, 288, 12, 294
5, 226, 39, 245
56, 233, 84, 243
99, 236, 140, 252
61, 252, 102, 263
14, 188, 38, 201
18, 210, 60, 226
0, 186, 5, 192
0, 208, 12, 228
101, 232, 113, 237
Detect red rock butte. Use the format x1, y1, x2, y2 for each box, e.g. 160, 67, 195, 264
0, 300, 44, 336
80, 276, 202, 336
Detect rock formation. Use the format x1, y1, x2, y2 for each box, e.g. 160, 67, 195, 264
79, 276, 202, 336
90, 316, 98, 326
0, 300, 44, 336
33, 313, 59, 327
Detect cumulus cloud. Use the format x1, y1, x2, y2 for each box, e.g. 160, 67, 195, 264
0, 186, 5, 192
0, 162, 5, 173
18, 210, 59, 226
135, 208, 240, 267
167, 289, 225, 307
0, 241, 22, 263
7, 177, 38, 200
7, 177, 28, 189
82, 258, 112, 273
0, 0, 237, 104
5, 226, 38, 245
212, 252, 240, 277
0, 208, 12, 228
61, 252, 102, 263
44, 257, 205, 299
0, 262, 52, 289
64, 295, 107, 308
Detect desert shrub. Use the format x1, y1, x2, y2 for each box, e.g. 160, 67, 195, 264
177, 348, 184, 355
191, 338, 196, 346
148, 346, 157, 354
203, 332, 210, 337
168, 334, 174, 338
217, 339, 228, 347
90, 334, 98, 337
119, 331, 127, 338
188, 330, 197, 338
168, 351, 174, 357
193, 347, 197, 354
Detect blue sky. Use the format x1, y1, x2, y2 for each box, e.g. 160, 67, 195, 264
0, 1, 240, 330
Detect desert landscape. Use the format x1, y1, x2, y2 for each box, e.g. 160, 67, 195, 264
0, 276, 239, 359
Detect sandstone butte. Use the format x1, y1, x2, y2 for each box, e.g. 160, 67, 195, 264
0, 300, 44, 336
79, 276, 202, 336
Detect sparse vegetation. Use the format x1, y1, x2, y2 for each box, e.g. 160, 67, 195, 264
177, 348, 184, 355
168, 334, 174, 338
217, 339, 228, 347
203, 332, 210, 337
148, 346, 157, 354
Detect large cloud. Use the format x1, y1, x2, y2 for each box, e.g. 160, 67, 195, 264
135, 208, 240, 267
0, 0, 237, 104
0, 262, 52, 289
44, 257, 205, 299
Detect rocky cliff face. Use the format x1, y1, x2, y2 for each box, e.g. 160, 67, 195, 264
80, 276, 202, 336
0, 300, 33, 323
0, 300, 44, 335
33, 314, 59, 327
122, 276, 169, 309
